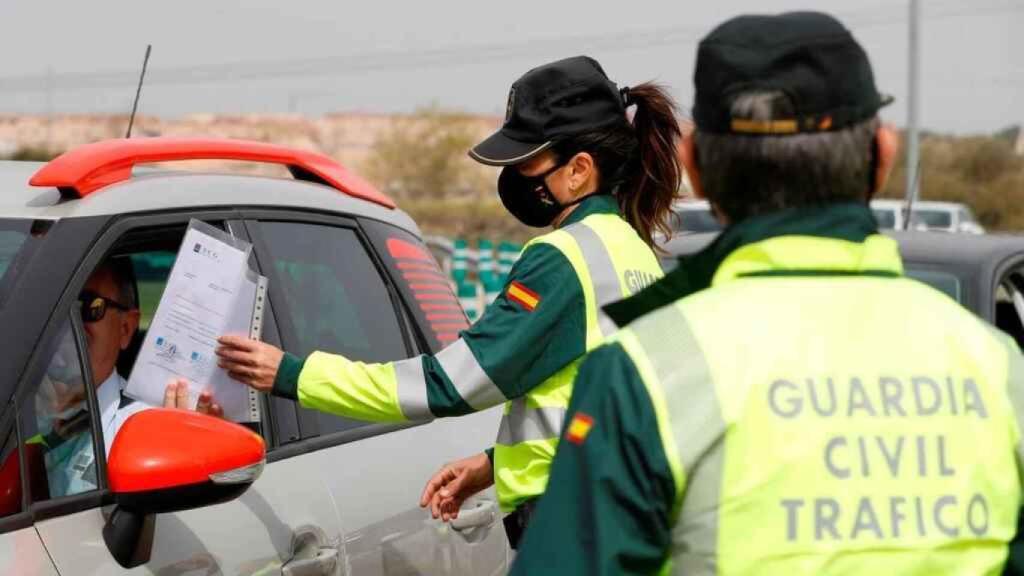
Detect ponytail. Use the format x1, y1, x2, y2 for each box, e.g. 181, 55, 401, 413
551, 82, 682, 247
620, 82, 683, 247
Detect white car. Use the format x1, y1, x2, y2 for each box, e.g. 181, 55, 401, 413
870, 199, 985, 234
0, 138, 508, 575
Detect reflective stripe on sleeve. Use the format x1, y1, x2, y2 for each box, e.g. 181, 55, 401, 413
496, 399, 566, 444
563, 222, 624, 338
394, 356, 433, 420
435, 339, 508, 411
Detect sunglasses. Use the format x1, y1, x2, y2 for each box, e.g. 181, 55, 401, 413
78, 291, 131, 324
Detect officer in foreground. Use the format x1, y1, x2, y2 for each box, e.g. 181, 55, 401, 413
512, 11, 1024, 575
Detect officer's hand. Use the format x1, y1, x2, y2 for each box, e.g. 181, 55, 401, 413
163, 378, 224, 418
215, 335, 284, 393
419, 452, 494, 522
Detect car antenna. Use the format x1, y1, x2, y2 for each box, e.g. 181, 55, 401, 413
901, 159, 921, 231
125, 44, 152, 138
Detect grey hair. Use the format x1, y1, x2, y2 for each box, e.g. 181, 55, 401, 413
100, 257, 138, 309
694, 91, 879, 223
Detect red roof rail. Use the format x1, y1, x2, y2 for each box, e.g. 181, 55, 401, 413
29, 137, 396, 208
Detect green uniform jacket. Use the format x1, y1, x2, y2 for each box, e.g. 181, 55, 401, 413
512, 204, 1024, 575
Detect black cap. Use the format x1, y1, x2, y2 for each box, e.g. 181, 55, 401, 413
470, 56, 628, 166
693, 11, 893, 135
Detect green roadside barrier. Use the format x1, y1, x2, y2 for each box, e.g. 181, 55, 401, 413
478, 239, 503, 304
497, 241, 522, 284
453, 238, 469, 285
449, 238, 525, 322
457, 280, 481, 322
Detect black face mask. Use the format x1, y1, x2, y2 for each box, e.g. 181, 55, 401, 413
497, 163, 566, 227
499, 164, 607, 229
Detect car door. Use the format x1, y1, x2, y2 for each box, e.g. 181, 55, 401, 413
0, 413, 58, 576
245, 212, 508, 576
23, 213, 343, 575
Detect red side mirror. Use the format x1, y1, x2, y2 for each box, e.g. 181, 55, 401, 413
104, 409, 266, 569
108, 408, 264, 512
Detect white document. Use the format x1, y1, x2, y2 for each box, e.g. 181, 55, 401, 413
127, 220, 266, 422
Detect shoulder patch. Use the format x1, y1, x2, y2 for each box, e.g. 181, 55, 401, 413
507, 281, 541, 311
566, 412, 594, 445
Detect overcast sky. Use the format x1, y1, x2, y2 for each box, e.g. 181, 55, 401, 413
0, 0, 1019, 134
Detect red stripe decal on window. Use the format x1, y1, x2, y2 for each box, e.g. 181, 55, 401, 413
386, 238, 433, 262
402, 271, 448, 281
427, 313, 465, 321
431, 322, 469, 332
421, 303, 464, 311
398, 262, 437, 271
408, 283, 453, 292
415, 293, 460, 302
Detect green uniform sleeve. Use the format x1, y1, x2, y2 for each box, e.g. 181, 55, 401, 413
459, 242, 586, 399
510, 343, 677, 576
271, 242, 586, 421
272, 352, 304, 400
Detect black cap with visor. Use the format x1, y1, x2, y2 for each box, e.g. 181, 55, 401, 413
693, 11, 893, 136
470, 56, 629, 166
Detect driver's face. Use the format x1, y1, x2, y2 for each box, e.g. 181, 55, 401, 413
81, 268, 138, 387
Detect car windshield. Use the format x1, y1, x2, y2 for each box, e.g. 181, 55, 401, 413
674, 208, 723, 233
872, 209, 897, 229
0, 218, 50, 308
910, 210, 953, 228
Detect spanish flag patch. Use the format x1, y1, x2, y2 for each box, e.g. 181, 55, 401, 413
566, 413, 594, 445
507, 281, 540, 311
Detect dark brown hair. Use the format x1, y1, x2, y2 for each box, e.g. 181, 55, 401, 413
552, 82, 682, 246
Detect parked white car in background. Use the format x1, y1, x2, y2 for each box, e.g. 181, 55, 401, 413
665, 198, 986, 236
870, 199, 985, 234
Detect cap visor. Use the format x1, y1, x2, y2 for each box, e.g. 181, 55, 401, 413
468, 131, 552, 166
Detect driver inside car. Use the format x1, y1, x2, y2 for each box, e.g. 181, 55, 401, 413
33, 257, 223, 498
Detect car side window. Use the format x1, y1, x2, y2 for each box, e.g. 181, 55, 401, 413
17, 317, 99, 502
255, 221, 409, 437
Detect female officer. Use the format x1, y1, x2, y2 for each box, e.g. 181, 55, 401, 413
216, 55, 681, 547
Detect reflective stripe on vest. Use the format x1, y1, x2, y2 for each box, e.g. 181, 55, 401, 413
562, 222, 621, 339
496, 404, 566, 444
619, 303, 722, 575
618, 234, 1024, 575
493, 215, 664, 511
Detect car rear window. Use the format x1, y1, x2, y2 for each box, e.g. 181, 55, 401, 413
0, 218, 53, 307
